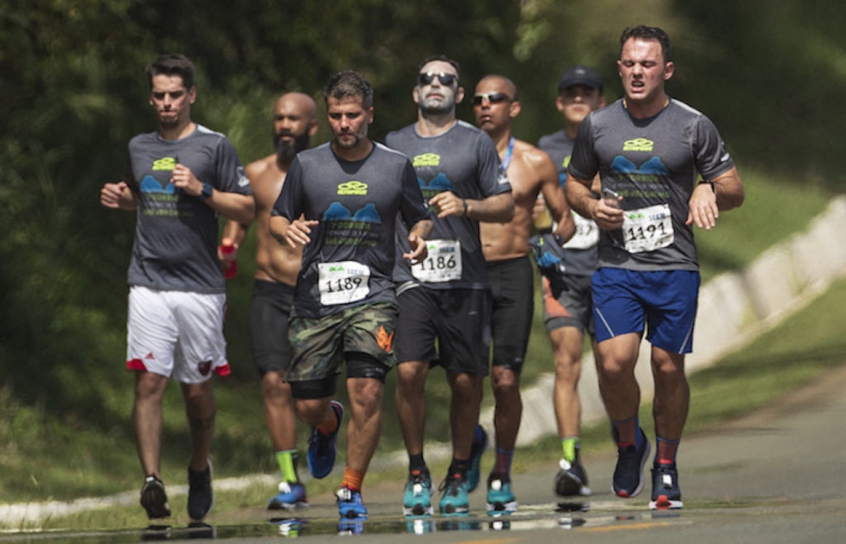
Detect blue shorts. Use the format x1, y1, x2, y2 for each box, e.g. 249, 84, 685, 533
592, 268, 700, 354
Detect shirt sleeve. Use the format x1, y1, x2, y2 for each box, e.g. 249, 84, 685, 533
693, 115, 735, 180
273, 156, 304, 221
567, 114, 599, 181
399, 159, 430, 229
214, 137, 252, 195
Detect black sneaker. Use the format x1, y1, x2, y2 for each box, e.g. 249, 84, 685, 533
612, 430, 650, 498
140, 475, 171, 519
188, 462, 214, 520
649, 463, 683, 510
554, 456, 591, 497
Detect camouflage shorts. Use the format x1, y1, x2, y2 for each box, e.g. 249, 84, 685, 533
286, 302, 398, 382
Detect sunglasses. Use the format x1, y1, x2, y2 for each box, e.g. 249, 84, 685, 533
418, 72, 458, 87
473, 92, 511, 106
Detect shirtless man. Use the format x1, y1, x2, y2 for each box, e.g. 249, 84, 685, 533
222, 92, 318, 509
472, 74, 575, 514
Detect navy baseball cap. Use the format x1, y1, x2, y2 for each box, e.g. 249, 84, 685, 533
558, 65, 603, 91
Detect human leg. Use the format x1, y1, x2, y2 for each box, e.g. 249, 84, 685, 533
134, 371, 171, 519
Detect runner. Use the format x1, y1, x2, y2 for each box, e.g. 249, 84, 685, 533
565, 26, 745, 510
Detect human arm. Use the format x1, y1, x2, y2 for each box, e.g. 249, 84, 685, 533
564, 173, 623, 230
403, 219, 433, 264
535, 151, 575, 243
686, 166, 744, 230
100, 181, 138, 211
171, 163, 255, 224
428, 191, 515, 223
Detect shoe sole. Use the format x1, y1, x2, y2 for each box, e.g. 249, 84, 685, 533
612, 439, 651, 498
268, 499, 308, 510
649, 496, 684, 510
439, 504, 470, 516
403, 503, 434, 516
486, 499, 518, 515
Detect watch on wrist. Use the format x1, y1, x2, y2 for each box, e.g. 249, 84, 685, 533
698, 180, 715, 193
198, 183, 214, 202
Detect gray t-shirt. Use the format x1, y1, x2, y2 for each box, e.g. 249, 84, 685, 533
537, 129, 599, 277
126, 125, 251, 293
569, 99, 735, 271
386, 120, 511, 290
274, 142, 429, 318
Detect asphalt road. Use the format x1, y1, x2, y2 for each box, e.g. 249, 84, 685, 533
9, 365, 845, 543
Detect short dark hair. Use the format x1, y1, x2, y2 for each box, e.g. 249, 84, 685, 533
146, 54, 195, 90
324, 70, 373, 109
620, 25, 672, 63
418, 54, 461, 81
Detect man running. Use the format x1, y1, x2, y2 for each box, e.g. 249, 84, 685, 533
535, 65, 606, 498
100, 54, 254, 521
221, 93, 318, 509
269, 70, 432, 521
472, 74, 574, 514
386, 55, 514, 517
565, 26, 744, 510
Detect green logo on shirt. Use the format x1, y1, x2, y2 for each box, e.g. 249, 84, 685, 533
623, 138, 654, 152
413, 153, 440, 167
152, 157, 178, 171
338, 181, 368, 195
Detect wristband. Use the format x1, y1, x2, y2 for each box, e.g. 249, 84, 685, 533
462, 199, 468, 217
198, 183, 214, 202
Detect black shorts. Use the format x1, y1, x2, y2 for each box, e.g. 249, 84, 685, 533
395, 285, 491, 376
487, 257, 534, 371
542, 273, 594, 334
250, 279, 295, 376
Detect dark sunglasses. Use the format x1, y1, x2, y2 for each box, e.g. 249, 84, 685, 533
418, 72, 458, 87
472, 92, 511, 106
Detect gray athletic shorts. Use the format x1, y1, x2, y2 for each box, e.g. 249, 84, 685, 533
542, 273, 594, 334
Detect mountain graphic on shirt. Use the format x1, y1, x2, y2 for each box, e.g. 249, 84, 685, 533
323, 202, 381, 223
139, 175, 176, 194
420, 173, 454, 192
610, 156, 668, 175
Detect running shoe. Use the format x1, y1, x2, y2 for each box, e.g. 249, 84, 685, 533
140, 475, 171, 519
612, 430, 650, 498
555, 456, 591, 497
485, 474, 517, 515
466, 425, 488, 492
307, 400, 344, 479
267, 481, 308, 510
187, 462, 214, 520
336, 485, 368, 519
438, 473, 470, 516
403, 468, 434, 516
649, 463, 684, 510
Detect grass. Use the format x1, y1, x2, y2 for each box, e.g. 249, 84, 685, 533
0, 164, 837, 527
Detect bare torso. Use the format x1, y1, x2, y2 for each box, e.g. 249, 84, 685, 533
248, 155, 301, 286
481, 139, 546, 262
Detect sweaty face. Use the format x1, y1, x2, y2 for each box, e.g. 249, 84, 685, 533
149, 74, 194, 128
327, 96, 372, 150
617, 38, 673, 106
415, 60, 461, 114
557, 84, 603, 125
473, 78, 515, 135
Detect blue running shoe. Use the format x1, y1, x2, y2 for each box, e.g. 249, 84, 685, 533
267, 481, 308, 510
403, 469, 434, 516
649, 463, 683, 510
612, 429, 650, 498
466, 425, 488, 493
485, 474, 517, 515
438, 473, 469, 516
307, 400, 344, 479
336, 485, 368, 520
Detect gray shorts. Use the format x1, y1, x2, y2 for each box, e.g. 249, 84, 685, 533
542, 273, 594, 334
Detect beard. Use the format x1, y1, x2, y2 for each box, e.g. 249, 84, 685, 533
333, 132, 361, 150
273, 129, 310, 167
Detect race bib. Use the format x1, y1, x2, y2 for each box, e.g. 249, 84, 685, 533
622, 204, 674, 254
411, 239, 462, 283
563, 212, 599, 250
317, 261, 370, 305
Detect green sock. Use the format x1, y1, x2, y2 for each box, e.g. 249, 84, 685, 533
562, 437, 580, 463
275, 450, 298, 483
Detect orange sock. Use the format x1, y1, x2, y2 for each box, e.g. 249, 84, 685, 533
317, 405, 340, 435
341, 467, 365, 492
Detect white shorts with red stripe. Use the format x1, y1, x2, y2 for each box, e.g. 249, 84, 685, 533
126, 286, 230, 383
